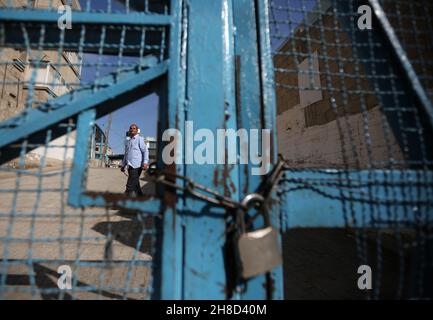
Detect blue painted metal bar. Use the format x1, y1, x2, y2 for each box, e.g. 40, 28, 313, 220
233, 0, 283, 300
280, 170, 433, 229
257, 0, 283, 300
0, 18, 165, 56
68, 109, 96, 207
0, 9, 172, 26
182, 0, 237, 299
0, 61, 168, 160
153, 0, 185, 300
233, 0, 262, 195
256, 0, 278, 165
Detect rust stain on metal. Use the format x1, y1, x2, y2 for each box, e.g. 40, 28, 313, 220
216, 98, 238, 196
230, 180, 236, 194
222, 164, 236, 196
235, 55, 241, 123
164, 162, 177, 209
225, 113, 231, 121
228, 165, 237, 193
162, 108, 179, 210
213, 168, 219, 187
84, 191, 153, 203
243, 164, 249, 195
162, 110, 179, 234
190, 268, 209, 280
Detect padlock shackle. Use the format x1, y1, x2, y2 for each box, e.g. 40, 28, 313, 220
241, 193, 264, 208
238, 193, 271, 232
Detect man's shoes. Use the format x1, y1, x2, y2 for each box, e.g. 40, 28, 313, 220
125, 191, 137, 198
124, 190, 145, 198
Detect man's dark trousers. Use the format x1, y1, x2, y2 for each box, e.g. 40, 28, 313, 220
125, 167, 144, 197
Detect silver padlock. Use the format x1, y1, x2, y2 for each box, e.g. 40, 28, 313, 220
237, 193, 282, 279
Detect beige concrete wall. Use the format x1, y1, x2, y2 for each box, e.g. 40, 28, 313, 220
29, 130, 76, 162
274, 7, 405, 169
277, 104, 404, 168
0, 49, 26, 121
0, 0, 80, 10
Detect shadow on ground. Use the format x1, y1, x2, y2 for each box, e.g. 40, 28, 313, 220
92, 213, 154, 255
1, 260, 149, 300
92, 176, 156, 254
282, 229, 414, 299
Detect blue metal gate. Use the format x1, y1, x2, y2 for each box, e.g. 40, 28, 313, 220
0, 0, 432, 299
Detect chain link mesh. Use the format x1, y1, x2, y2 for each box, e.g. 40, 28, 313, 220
271, 0, 433, 299
0, 0, 167, 299
1, 0, 432, 300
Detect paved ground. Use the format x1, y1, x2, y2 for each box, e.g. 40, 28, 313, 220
0, 166, 414, 299
0, 167, 153, 299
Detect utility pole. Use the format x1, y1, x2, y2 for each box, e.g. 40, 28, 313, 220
101, 113, 112, 167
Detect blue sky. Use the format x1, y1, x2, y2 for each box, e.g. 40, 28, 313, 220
270, 0, 318, 49
78, 1, 159, 154
80, 52, 159, 154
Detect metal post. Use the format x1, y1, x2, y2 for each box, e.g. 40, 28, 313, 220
181, 0, 239, 299
232, 0, 284, 300
152, 0, 185, 300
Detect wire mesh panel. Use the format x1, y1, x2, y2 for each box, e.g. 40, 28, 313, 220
1, 0, 433, 301
270, 0, 433, 298
0, 0, 169, 299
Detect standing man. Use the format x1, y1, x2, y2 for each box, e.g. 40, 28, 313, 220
121, 124, 149, 197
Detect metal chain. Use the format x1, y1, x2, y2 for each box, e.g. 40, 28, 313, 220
146, 163, 242, 209
146, 157, 288, 213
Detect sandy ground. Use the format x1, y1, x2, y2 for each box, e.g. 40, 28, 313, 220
0, 167, 153, 300
0, 166, 415, 299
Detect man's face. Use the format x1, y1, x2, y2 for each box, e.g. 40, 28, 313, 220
129, 125, 138, 137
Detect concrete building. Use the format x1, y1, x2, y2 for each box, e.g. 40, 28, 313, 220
88, 124, 114, 167
0, 0, 82, 167
274, 2, 406, 169
144, 136, 157, 163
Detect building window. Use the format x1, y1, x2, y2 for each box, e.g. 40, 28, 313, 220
297, 51, 322, 108
26, 60, 49, 86
26, 61, 68, 97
